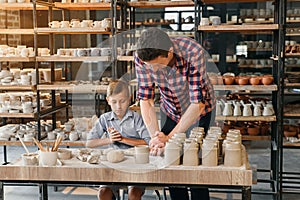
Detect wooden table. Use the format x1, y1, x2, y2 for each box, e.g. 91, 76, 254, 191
0, 148, 252, 200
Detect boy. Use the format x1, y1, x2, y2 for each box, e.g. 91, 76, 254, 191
86, 80, 151, 200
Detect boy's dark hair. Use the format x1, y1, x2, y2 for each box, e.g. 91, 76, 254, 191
107, 80, 129, 98
136, 28, 173, 61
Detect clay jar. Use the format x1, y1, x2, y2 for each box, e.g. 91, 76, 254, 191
201, 141, 218, 166
164, 142, 181, 166
183, 140, 199, 166
224, 142, 242, 167
249, 76, 261, 85
223, 75, 235, 85
261, 75, 274, 85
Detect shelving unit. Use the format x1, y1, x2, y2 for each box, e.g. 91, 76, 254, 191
197, 0, 282, 198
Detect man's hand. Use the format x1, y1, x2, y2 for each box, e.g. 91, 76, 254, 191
108, 127, 122, 143
149, 131, 169, 156
150, 131, 169, 148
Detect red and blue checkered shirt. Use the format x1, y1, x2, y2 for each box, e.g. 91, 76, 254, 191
135, 36, 215, 123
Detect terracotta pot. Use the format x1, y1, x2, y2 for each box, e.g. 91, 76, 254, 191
261, 75, 274, 85
235, 76, 240, 85
284, 131, 297, 138
217, 76, 223, 85
238, 76, 249, 85
249, 76, 261, 85
223, 75, 235, 85
209, 76, 218, 85
247, 126, 260, 136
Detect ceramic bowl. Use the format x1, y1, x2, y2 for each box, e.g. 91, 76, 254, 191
261, 75, 274, 85
57, 149, 72, 160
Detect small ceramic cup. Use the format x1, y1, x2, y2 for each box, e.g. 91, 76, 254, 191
134, 145, 150, 164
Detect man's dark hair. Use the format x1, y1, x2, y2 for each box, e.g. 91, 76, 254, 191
136, 28, 173, 61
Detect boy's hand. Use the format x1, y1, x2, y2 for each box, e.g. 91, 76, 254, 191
108, 127, 122, 143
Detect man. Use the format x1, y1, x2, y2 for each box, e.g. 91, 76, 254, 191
135, 28, 216, 200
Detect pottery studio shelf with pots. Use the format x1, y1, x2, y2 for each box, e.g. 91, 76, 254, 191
37, 82, 108, 94
197, 0, 282, 196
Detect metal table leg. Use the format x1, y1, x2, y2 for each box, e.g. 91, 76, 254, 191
39, 183, 48, 200
242, 186, 251, 200
0, 181, 3, 200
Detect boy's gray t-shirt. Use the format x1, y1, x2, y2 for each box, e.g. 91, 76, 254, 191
87, 110, 151, 149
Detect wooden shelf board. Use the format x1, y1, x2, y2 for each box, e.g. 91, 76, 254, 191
0, 85, 36, 90
242, 135, 271, 141
238, 64, 272, 68
215, 115, 276, 121
213, 84, 277, 91
284, 113, 300, 117
202, 0, 272, 3
0, 3, 48, 10
285, 65, 300, 68
286, 33, 300, 36
35, 28, 111, 34
38, 82, 107, 93
54, 2, 115, 10
127, 1, 194, 8
248, 48, 273, 52
0, 113, 36, 118
41, 139, 86, 147
286, 53, 300, 57
117, 56, 134, 61
36, 56, 111, 62
283, 142, 300, 147
0, 29, 34, 35
0, 57, 35, 62
0, 140, 35, 146
285, 83, 300, 87
198, 24, 278, 32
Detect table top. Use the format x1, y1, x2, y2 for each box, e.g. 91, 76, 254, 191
0, 148, 252, 187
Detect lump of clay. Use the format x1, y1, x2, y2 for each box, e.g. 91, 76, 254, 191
107, 150, 124, 163
87, 155, 100, 164
103, 148, 114, 155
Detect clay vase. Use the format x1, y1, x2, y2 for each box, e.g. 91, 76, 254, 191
201, 141, 218, 166
261, 75, 274, 85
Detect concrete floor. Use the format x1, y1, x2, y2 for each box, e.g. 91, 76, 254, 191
1, 141, 300, 200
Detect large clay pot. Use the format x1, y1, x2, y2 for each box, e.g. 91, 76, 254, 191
223, 76, 235, 85
261, 75, 274, 85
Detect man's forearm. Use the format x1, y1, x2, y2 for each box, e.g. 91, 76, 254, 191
168, 102, 205, 138
140, 99, 160, 138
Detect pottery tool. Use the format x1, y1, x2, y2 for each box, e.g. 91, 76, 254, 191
16, 134, 30, 154
53, 136, 63, 152
32, 137, 46, 152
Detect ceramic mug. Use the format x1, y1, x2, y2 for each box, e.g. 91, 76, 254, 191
60, 21, 70, 28
100, 48, 111, 56
49, 21, 60, 28
200, 18, 209, 26
70, 21, 81, 28
92, 21, 102, 29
